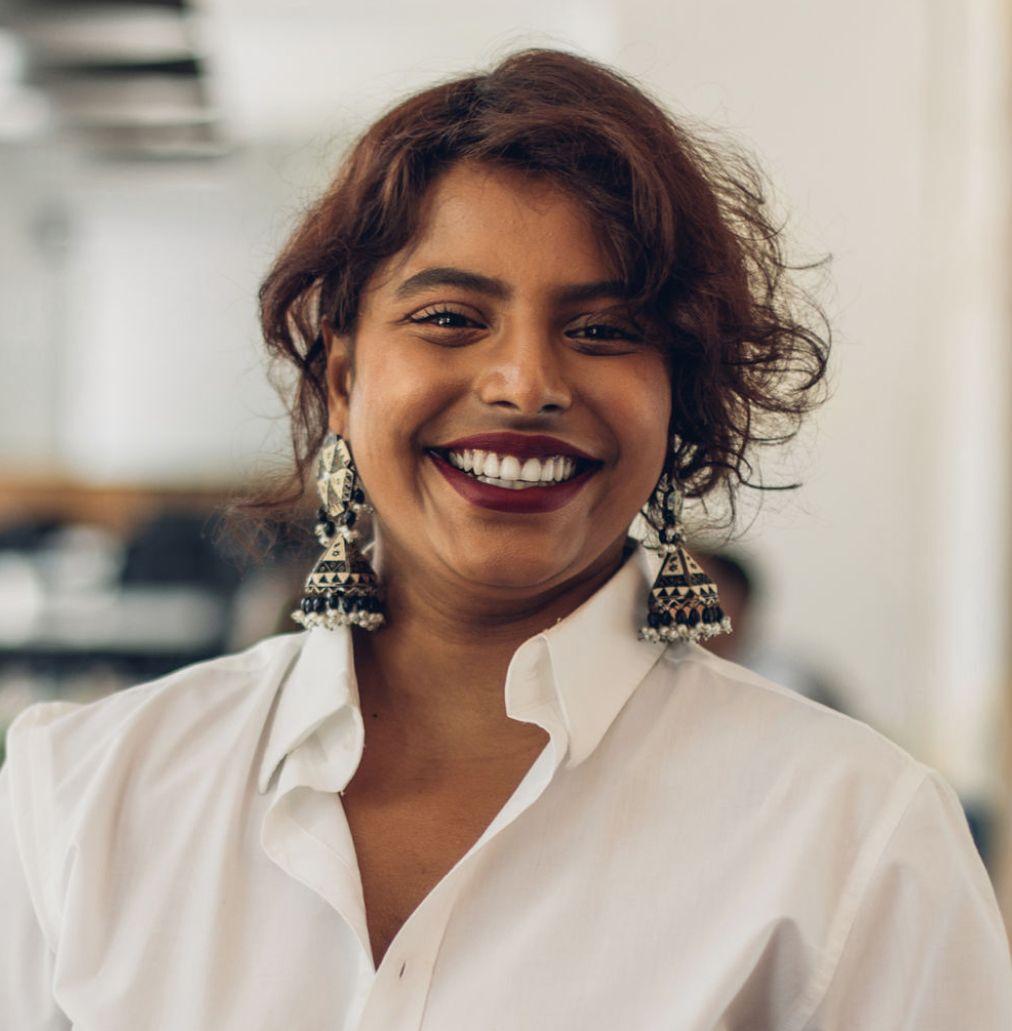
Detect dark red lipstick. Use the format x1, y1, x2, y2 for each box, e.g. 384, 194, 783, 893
426, 439, 602, 514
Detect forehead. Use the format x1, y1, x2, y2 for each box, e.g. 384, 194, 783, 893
374, 161, 617, 295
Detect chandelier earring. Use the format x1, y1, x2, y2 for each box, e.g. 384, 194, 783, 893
292, 432, 385, 631
638, 469, 732, 644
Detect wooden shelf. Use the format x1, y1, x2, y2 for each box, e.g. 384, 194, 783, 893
0, 475, 248, 534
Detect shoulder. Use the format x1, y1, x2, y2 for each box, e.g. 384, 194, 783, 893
648, 654, 1011, 1026
619, 641, 939, 852
609, 649, 1011, 1023
5, 632, 305, 785
654, 640, 925, 779
2, 633, 307, 936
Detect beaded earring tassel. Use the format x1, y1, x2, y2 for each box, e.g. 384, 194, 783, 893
291, 433, 385, 631
638, 473, 732, 644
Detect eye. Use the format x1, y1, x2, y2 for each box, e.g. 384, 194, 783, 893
408, 305, 485, 330
566, 320, 644, 351
568, 323, 639, 341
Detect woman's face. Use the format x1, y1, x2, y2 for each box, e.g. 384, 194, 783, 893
325, 161, 671, 599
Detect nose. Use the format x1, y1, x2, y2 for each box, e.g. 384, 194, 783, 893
474, 324, 573, 416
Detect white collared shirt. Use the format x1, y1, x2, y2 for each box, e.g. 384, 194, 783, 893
2, 542, 1010, 1029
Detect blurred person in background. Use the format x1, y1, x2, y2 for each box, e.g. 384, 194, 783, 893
2, 48, 1010, 1029
697, 549, 849, 714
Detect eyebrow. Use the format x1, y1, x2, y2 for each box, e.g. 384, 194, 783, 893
392, 266, 628, 305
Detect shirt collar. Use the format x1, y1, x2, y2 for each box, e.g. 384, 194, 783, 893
257, 616, 360, 795
530, 539, 669, 767
257, 540, 669, 794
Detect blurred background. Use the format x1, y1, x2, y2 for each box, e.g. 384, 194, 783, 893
0, 0, 1010, 929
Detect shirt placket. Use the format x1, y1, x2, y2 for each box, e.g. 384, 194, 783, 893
354, 719, 564, 1031
261, 706, 377, 985
355, 639, 565, 1029
263, 636, 566, 1031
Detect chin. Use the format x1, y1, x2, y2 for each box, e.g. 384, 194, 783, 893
442, 546, 577, 591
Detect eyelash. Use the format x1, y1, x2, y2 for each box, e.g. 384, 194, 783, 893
407, 306, 642, 344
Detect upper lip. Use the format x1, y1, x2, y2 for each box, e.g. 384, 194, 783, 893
432, 432, 601, 463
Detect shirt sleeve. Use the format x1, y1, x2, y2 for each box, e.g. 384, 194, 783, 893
799, 766, 1012, 1030
1, 714, 72, 1030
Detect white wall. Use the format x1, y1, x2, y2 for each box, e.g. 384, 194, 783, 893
0, 149, 68, 469
57, 158, 293, 485
0, 146, 295, 483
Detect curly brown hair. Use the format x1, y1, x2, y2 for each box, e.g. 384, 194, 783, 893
255, 47, 830, 538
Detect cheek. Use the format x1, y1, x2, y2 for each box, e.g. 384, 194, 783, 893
603, 365, 672, 477
345, 344, 454, 482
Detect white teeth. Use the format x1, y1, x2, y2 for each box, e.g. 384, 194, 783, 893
499, 455, 522, 480
442, 448, 586, 487
519, 457, 542, 483
474, 477, 540, 490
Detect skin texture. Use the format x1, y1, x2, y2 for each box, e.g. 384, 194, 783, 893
322, 160, 674, 968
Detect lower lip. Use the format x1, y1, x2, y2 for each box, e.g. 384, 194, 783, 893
427, 451, 599, 514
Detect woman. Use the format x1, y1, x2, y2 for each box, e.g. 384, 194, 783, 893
3, 49, 1010, 1030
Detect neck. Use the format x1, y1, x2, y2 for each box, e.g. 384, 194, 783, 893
350, 533, 634, 758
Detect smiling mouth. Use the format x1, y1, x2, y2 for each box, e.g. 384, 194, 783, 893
425, 446, 602, 515
425, 447, 599, 490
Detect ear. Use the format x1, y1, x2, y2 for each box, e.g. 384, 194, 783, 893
321, 317, 354, 437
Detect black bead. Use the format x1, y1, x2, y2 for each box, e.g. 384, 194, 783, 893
647, 612, 660, 629
345, 510, 357, 527
353, 488, 365, 504
312, 596, 326, 613
301, 597, 312, 613
327, 595, 340, 610
317, 506, 328, 522
660, 610, 673, 626
715, 606, 725, 622
324, 520, 336, 536
688, 609, 700, 627
663, 509, 676, 524
701, 607, 713, 624
675, 610, 688, 626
